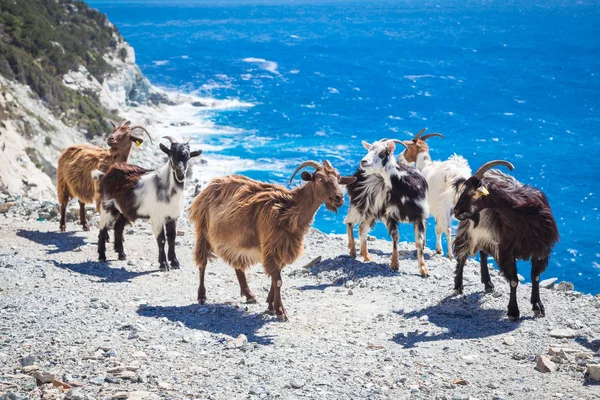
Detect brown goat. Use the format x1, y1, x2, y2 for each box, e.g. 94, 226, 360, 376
56, 121, 151, 231
189, 160, 356, 321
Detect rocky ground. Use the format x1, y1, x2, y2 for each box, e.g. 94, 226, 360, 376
1, 197, 600, 400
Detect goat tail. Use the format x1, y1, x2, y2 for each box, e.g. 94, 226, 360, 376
189, 196, 215, 269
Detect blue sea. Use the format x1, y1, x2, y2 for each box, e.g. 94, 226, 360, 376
88, 0, 600, 294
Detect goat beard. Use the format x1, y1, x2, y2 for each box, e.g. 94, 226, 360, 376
470, 212, 481, 228
324, 204, 340, 213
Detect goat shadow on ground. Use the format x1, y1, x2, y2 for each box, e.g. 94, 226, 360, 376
137, 303, 275, 345
17, 229, 86, 254
391, 292, 520, 348
50, 260, 156, 283
368, 248, 432, 261
296, 255, 424, 291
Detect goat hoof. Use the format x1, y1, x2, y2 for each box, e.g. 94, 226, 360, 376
82, 224, 90, 232
98, 256, 107, 263
447, 255, 454, 261
246, 296, 257, 304
170, 259, 181, 269
59, 225, 66, 232
159, 262, 170, 271
453, 286, 464, 295
361, 254, 371, 262
435, 249, 442, 254
118, 253, 127, 261
349, 250, 356, 258
507, 315, 520, 322
484, 284, 495, 293
390, 263, 399, 272
198, 297, 207, 304
532, 303, 545, 318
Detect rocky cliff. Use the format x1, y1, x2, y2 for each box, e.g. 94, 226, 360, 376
0, 1, 170, 199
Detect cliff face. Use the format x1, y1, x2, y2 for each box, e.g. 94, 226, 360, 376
0, 1, 167, 199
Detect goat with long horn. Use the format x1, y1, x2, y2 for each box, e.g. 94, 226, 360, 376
452, 160, 559, 321
189, 160, 356, 321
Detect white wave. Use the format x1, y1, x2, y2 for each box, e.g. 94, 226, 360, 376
180, 55, 190, 59
388, 115, 402, 120
242, 57, 279, 74
289, 69, 300, 74
328, 87, 339, 94
152, 60, 170, 66
503, 112, 515, 116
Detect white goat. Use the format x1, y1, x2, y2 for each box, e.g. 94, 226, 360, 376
399, 129, 471, 259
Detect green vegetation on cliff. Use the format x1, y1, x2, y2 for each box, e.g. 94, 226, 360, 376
0, 0, 120, 136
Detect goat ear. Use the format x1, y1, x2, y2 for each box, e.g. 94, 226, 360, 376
159, 143, 171, 155
301, 171, 313, 181
386, 140, 396, 154
361, 141, 372, 150
340, 176, 357, 185
190, 150, 202, 158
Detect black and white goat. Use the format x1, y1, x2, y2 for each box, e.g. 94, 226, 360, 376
452, 160, 559, 321
345, 139, 430, 276
92, 136, 202, 270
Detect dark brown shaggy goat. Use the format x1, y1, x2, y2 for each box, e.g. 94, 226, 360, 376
189, 160, 356, 321
56, 121, 151, 232
452, 160, 559, 321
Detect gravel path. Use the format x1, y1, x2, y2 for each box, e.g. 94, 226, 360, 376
1, 207, 599, 399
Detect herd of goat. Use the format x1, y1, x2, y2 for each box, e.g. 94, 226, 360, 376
56, 121, 559, 322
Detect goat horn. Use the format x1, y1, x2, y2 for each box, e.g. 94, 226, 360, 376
323, 160, 333, 170
413, 128, 427, 141
390, 139, 408, 150
289, 160, 321, 184
123, 120, 132, 127
130, 125, 153, 143
108, 120, 118, 130
473, 160, 515, 179
420, 133, 444, 141
162, 136, 177, 144
379, 138, 388, 142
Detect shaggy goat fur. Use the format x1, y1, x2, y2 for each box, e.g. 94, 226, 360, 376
345, 139, 429, 276
56, 120, 150, 232
453, 164, 559, 321
189, 161, 355, 321
93, 138, 201, 270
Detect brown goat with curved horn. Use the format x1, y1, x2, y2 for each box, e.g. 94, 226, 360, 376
57, 120, 151, 232
189, 160, 356, 321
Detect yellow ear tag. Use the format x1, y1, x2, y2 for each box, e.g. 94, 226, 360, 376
135, 140, 142, 147
477, 186, 489, 196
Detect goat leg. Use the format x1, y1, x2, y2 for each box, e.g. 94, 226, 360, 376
454, 256, 467, 294
346, 223, 356, 258
531, 257, 548, 317
358, 219, 373, 262
269, 269, 287, 321
502, 255, 520, 321
415, 219, 429, 277
235, 269, 256, 303
98, 227, 109, 262
435, 220, 443, 255
156, 227, 169, 271
165, 219, 180, 269
479, 251, 494, 292
197, 261, 207, 304
79, 201, 89, 231
114, 214, 127, 260
59, 201, 68, 232
386, 218, 399, 271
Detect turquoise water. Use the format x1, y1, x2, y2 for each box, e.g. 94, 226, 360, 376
89, 0, 600, 294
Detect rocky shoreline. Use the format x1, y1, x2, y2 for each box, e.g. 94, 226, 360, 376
1, 196, 599, 400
